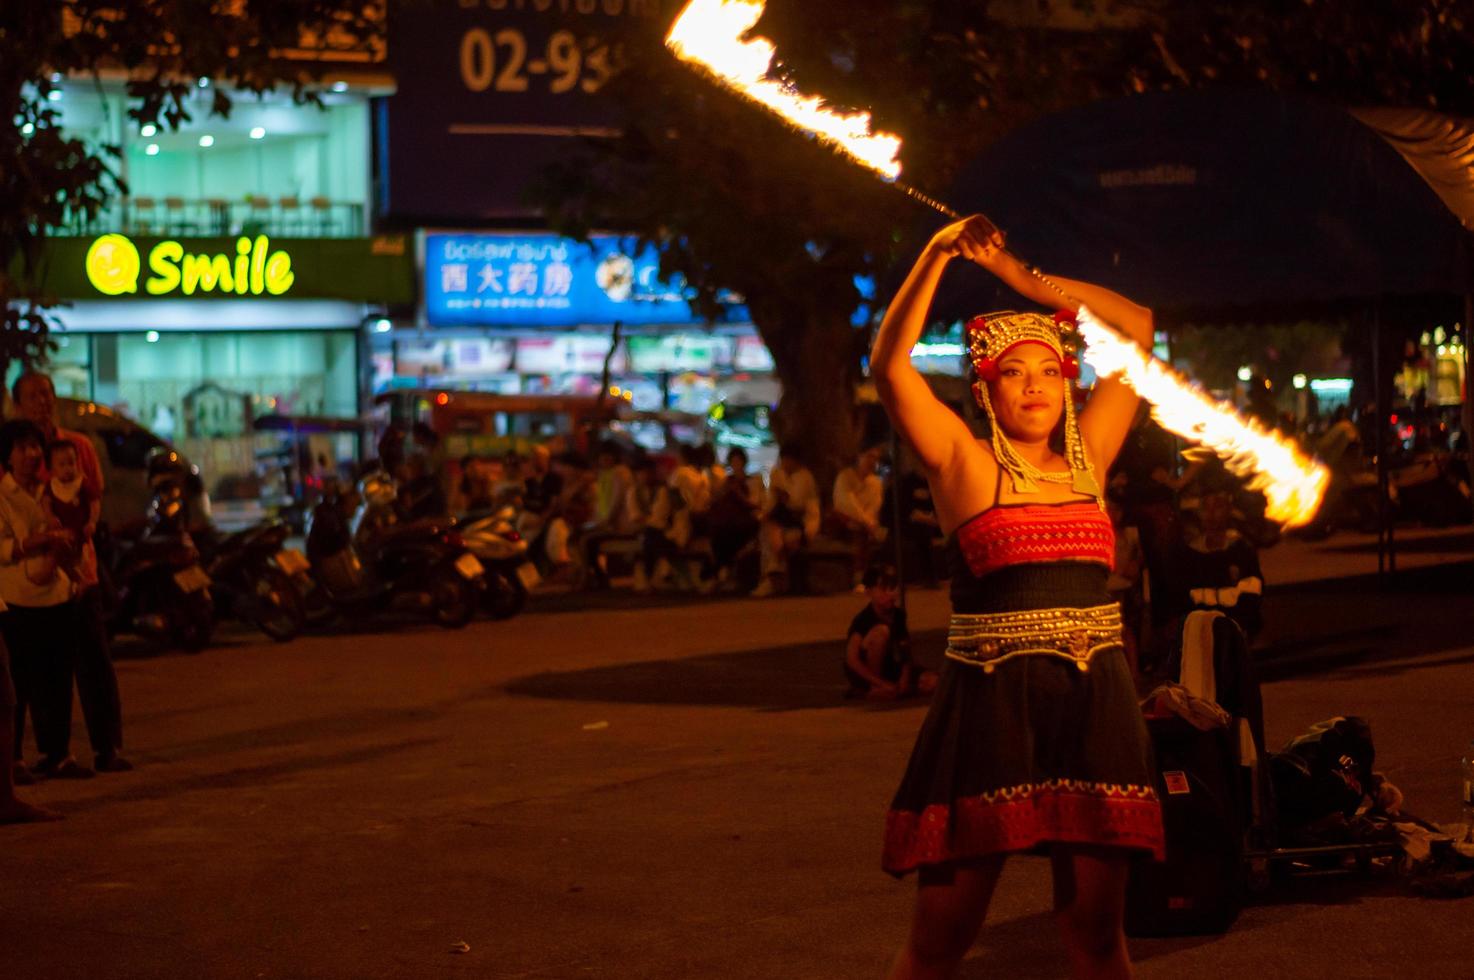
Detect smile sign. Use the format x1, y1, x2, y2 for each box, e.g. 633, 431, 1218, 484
85, 234, 295, 297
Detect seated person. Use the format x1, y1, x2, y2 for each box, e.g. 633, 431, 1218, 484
843, 567, 937, 701
751, 445, 821, 597
828, 446, 887, 592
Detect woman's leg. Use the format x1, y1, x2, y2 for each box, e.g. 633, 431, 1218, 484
758, 521, 785, 577
75, 587, 124, 763
7, 607, 76, 766
889, 856, 1005, 980
1050, 846, 1133, 980
1, 616, 30, 762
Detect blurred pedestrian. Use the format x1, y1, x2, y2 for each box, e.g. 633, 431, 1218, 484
0, 419, 91, 780
14, 372, 128, 773
0, 632, 59, 824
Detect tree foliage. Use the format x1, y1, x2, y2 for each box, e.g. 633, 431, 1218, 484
1, 0, 381, 374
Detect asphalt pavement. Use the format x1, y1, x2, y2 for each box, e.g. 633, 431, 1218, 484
2, 529, 1472, 979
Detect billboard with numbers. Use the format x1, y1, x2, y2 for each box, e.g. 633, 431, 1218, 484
384, 0, 665, 221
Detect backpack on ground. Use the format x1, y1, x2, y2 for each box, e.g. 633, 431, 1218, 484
1125, 715, 1244, 936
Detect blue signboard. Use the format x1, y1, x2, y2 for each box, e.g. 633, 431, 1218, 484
425, 232, 739, 327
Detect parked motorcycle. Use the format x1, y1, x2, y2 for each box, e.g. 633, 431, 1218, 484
194, 520, 308, 642
459, 506, 540, 620
303, 481, 484, 629
106, 479, 215, 652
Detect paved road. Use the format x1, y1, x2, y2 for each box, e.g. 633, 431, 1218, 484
3, 547, 1472, 979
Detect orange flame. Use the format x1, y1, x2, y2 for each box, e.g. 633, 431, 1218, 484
1076, 305, 1330, 527
666, 0, 902, 179
665, 1, 1329, 526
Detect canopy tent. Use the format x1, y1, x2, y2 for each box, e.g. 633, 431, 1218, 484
932, 89, 1474, 321
1352, 107, 1474, 233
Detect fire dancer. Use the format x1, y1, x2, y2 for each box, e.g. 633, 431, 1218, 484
871, 215, 1163, 979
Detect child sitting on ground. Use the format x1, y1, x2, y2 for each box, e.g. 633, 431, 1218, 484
42, 440, 99, 592
843, 566, 937, 701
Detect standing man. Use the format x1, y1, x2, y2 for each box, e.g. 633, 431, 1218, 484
13, 372, 129, 773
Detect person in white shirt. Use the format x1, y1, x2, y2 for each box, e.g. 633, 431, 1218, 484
829, 446, 887, 590
668, 443, 713, 533
751, 445, 820, 597
0, 419, 89, 780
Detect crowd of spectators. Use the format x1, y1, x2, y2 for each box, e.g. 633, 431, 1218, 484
440, 437, 915, 598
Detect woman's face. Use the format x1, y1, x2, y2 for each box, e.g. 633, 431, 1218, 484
8, 438, 43, 481
988, 342, 1065, 444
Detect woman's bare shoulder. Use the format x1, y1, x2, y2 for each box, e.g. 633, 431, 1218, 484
925, 439, 997, 532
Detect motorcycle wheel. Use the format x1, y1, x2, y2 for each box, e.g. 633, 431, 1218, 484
430, 568, 475, 629
483, 571, 528, 621
294, 572, 336, 626
171, 595, 215, 653
250, 568, 307, 642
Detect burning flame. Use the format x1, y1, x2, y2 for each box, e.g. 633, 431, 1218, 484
665, 0, 1328, 524
666, 0, 902, 179
1076, 305, 1330, 527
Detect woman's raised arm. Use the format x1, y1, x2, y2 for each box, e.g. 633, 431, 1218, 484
871, 216, 1002, 474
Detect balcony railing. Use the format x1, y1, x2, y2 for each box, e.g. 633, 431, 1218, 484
65, 196, 367, 239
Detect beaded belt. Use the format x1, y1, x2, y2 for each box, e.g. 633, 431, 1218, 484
945, 603, 1123, 673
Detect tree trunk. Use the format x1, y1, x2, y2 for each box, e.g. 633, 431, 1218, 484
754, 304, 863, 494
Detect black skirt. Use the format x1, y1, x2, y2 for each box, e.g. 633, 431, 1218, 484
883, 563, 1164, 876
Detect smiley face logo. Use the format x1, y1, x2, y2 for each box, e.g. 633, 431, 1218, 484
85, 234, 141, 295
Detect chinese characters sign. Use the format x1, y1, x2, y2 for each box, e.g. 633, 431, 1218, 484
425, 233, 722, 327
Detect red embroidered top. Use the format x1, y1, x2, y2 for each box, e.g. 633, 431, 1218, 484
954, 502, 1115, 580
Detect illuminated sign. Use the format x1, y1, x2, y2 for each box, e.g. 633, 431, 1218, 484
85, 234, 295, 297
424, 232, 744, 328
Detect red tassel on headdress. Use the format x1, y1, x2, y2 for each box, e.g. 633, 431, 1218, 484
1062, 355, 1080, 379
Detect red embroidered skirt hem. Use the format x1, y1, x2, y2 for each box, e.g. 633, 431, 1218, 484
883, 780, 1166, 876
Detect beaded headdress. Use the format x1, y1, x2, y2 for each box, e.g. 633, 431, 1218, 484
964, 310, 1101, 500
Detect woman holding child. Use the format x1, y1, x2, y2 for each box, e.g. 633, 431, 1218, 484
0, 419, 88, 780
